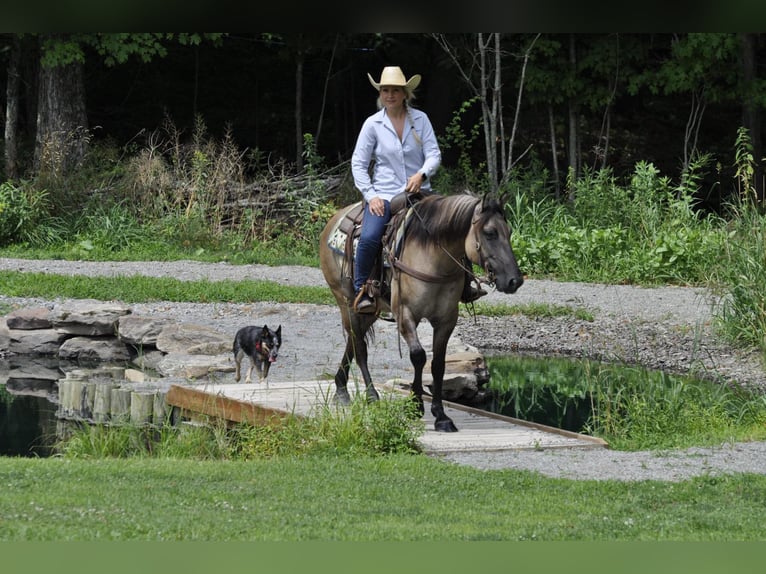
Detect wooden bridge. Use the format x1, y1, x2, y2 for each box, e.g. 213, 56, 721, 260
166, 379, 608, 453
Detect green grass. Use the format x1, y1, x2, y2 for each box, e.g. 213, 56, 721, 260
1, 454, 765, 541
0, 269, 593, 322
0, 270, 335, 305
467, 301, 594, 321
56, 394, 425, 460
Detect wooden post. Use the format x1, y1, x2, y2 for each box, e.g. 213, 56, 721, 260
153, 392, 168, 425
57, 379, 71, 418
81, 381, 96, 420
93, 381, 116, 422
130, 391, 154, 425
110, 388, 132, 423
69, 380, 83, 418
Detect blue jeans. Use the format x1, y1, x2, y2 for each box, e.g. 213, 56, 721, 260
354, 200, 391, 294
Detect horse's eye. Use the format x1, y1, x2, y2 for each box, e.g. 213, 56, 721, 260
484, 229, 498, 240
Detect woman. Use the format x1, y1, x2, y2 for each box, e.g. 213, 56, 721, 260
350, 66, 442, 313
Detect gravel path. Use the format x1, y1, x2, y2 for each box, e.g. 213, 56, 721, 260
2, 257, 766, 481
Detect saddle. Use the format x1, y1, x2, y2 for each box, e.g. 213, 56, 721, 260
336, 191, 428, 301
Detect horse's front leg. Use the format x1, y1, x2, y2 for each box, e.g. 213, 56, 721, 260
429, 322, 458, 432
397, 312, 426, 417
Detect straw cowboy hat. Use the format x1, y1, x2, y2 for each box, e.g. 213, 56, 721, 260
367, 66, 421, 91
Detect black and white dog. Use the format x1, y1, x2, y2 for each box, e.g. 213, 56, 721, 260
233, 324, 282, 385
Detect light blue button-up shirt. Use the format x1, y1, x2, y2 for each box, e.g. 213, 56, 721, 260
351, 106, 442, 203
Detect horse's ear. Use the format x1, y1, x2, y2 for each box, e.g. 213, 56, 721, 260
481, 194, 489, 210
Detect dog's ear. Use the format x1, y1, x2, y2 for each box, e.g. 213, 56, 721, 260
276, 325, 282, 336
261, 325, 269, 335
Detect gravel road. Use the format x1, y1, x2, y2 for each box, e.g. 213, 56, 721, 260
2, 257, 766, 481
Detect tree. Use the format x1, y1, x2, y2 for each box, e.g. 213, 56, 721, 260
432, 33, 537, 194
5, 33, 223, 180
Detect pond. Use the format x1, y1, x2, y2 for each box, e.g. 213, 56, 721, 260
1, 356, 128, 457
1, 384, 58, 457
483, 354, 766, 450
3, 353, 765, 456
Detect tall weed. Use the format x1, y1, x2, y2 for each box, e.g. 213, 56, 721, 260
0, 180, 65, 246
710, 199, 766, 359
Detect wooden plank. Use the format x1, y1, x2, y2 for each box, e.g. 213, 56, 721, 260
387, 383, 608, 449
424, 397, 608, 447
165, 384, 296, 426
168, 380, 608, 453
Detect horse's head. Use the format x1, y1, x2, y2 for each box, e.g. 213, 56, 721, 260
466, 197, 524, 294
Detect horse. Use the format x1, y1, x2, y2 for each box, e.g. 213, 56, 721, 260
318, 192, 524, 432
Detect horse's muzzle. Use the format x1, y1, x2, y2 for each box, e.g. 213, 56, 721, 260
500, 275, 524, 294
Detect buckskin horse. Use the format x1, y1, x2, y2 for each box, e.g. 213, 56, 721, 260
319, 192, 524, 432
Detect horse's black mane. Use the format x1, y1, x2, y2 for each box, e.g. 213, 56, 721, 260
406, 193, 503, 246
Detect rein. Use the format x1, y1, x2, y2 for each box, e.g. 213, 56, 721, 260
390, 258, 463, 283
390, 197, 487, 286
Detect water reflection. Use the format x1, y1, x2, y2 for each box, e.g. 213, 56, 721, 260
1, 356, 85, 457
0, 386, 57, 457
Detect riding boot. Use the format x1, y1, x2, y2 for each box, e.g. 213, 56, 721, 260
461, 271, 487, 303
353, 283, 376, 314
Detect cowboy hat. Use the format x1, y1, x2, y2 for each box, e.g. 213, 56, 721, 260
367, 66, 421, 91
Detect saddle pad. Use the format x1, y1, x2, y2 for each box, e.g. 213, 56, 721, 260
327, 202, 361, 256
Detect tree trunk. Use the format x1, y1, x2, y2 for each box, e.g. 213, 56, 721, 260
4, 35, 20, 179
295, 54, 304, 172
548, 104, 560, 200
34, 36, 89, 176
567, 34, 579, 203
741, 33, 763, 202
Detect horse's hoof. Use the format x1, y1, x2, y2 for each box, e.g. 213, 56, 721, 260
434, 419, 458, 433
333, 389, 351, 406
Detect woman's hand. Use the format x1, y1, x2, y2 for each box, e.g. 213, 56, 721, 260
368, 196, 386, 216
405, 172, 423, 194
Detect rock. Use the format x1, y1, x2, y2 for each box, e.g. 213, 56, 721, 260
156, 352, 233, 378
156, 323, 231, 354
117, 315, 169, 346
7, 328, 70, 355
50, 300, 132, 336
58, 336, 133, 362
6, 307, 52, 330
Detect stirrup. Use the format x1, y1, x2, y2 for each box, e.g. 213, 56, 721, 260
353, 290, 376, 314
462, 285, 487, 304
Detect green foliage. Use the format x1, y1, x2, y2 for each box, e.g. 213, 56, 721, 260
441, 97, 484, 188
236, 394, 424, 459
710, 199, 766, 360
71, 201, 148, 255
39, 33, 225, 67
466, 301, 593, 321
734, 126, 756, 200
56, 393, 423, 461
0, 180, 64, 246
640, 33, 740, 103
488, 356, 766, 451
301, 132, 324, 176
505, 161, 726, 285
